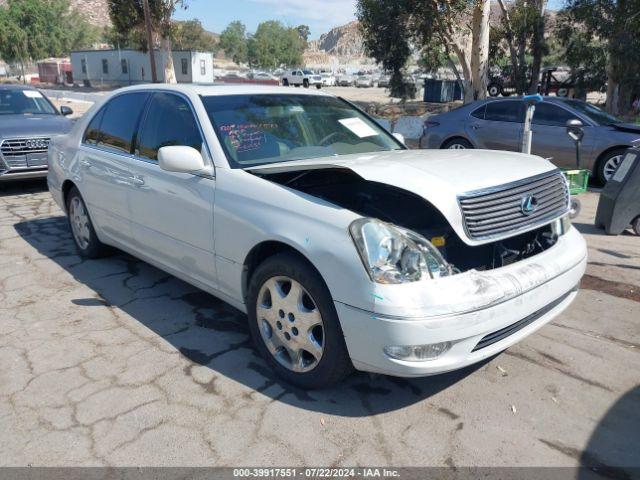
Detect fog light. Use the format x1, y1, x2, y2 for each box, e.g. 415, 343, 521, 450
384, 342, 452, 361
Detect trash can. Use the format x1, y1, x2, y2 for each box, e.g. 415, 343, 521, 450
423, 79, 464, 103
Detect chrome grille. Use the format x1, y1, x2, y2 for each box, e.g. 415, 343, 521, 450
0, 138, 50, 170
459, 170, 569, 240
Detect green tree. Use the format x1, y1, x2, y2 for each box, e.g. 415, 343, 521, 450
219, 20, 248, 64
557, 0, 640, 114
172, 19, 218, 52
247, 21, 304, 69
0, 0, 98, 81
492, 0, 548, 94
357, 0, 491, 103
296, 24, 311, 43
108, 0, 188, 83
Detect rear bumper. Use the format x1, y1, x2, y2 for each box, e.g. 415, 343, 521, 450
336, 226, 587, 377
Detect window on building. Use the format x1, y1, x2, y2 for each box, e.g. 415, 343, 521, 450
181, 58, 188, 75
121, 59, 128, 75
81, 59, 87, 74
102, 59, 109, 75
200, 59, 206, 76
95, 93, 150, 154
136, 93, 203, 161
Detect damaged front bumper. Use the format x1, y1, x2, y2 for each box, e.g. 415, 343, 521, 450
336, 226, 587, 377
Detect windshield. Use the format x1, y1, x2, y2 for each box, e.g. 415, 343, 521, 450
0, 89, 57, 115
202, 94, 402, 168
562, 99, 622, 125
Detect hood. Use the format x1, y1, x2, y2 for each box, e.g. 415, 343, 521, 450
248, 149, 558, 245
0, 114, 73, 139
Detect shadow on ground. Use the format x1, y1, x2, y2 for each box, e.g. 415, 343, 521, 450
0, 178, 48, 197
15, 215, 489, 416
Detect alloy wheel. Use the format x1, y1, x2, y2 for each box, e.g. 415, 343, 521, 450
448, 143, 467, 149
256, 276, 324, 373
69, 196, 91, 250
603, 154, 624, 181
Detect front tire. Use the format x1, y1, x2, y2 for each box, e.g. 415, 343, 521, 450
66, 186, 110, 258
283, 79, 289, 86
303, 79, 309, 88
442, 138, 473, 149
247, 253, 353, 389
597, 148, 627, 184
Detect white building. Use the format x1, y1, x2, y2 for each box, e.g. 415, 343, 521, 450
70, 49, 214, 86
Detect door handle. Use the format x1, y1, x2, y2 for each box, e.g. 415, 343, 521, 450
471, 125, 482, 130
132, 175, 145, 187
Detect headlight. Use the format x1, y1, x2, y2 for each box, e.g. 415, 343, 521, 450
349, 218, 453, 284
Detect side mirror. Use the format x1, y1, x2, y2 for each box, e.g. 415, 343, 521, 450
566, 119, 584, 142
393, 132, 405, 145
60, 105, 73, 116
158, 146, 205, 173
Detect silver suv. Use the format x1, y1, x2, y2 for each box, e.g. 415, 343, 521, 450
0, 85, 73, 181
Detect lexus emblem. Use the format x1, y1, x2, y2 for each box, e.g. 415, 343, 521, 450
521, 195, 539, 215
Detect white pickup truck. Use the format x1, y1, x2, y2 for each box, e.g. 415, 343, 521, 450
281, 69, 323, 89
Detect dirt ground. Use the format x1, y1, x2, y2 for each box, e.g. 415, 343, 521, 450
0, 180, 638, 470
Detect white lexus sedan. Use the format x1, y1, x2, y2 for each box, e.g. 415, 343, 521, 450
48, 85, 587, 388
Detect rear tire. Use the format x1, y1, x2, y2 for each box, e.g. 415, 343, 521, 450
66, 186, 110, 259
488, 83, 501, 97
442, 138, 473, 149
283, 79, 289, 86
303, 79, 309, 88
315, 84, 322, 89
247, 253, 353, 389
632, 217, 640, 236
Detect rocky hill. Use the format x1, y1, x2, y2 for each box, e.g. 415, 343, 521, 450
0, 0, 111, 27
308, 21, 365, 59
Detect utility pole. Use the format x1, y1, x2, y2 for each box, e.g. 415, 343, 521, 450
142, 0, 158, 83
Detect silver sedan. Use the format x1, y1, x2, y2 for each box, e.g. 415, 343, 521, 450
421, 97, 640, 183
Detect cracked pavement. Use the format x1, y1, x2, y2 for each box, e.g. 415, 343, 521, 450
0, 182, 638, 470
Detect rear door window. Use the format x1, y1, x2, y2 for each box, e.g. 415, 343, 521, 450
484, 101, 524, 123
470, 105, 485, 119
83, 108, 106, 145
96, 92, 150, 154
532, 103, 575, 126
136, 93, 203, 161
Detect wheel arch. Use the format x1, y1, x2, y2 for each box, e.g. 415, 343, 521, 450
61, 179, 77, 212
241, 240, 325, 304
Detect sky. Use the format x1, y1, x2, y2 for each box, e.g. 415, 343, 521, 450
173, 0, 566, 39
173, 0, 357, 39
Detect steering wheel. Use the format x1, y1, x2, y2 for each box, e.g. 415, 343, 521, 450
319, 131, 350, 146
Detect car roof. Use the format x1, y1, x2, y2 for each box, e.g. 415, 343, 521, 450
0, 84, 39, 91
111, 83, 331, 98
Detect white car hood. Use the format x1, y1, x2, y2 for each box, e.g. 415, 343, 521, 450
248, 149, 559, 245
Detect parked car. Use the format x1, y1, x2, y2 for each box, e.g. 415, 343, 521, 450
281, 69, 322, 89
49, 84, 586, 388
320, 73, 336, 87
421, 97, 640, 184
355, 75, 374, 88
377, 74, 391, 88
0, 85, 73, 182
337, 74, 354, 87
249, 71, 279, 82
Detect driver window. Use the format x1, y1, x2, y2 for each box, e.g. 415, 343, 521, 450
136, 93, 203, 161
